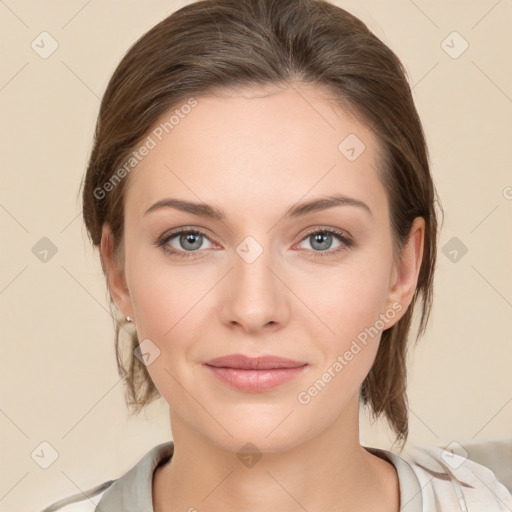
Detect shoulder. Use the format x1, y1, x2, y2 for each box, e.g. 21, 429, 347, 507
403, 443, 512, 510
38, 480, 114, 512
39, 441, 174, 512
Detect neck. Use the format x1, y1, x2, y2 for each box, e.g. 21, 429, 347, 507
153, 401, 400, 512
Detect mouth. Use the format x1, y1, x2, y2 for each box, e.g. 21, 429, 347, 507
203, 354, 308, 392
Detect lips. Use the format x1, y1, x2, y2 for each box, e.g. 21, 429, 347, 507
203, 354, 308, 392
205, 354, 307, 370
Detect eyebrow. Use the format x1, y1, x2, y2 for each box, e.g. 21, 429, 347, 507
144, 194, 373, 220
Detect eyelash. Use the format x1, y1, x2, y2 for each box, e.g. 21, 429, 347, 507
154, 226, 354, 259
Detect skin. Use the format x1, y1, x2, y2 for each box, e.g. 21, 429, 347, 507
101, 82, 425, 512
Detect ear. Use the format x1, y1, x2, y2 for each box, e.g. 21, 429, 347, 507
100, 223, 135, 321
383, 216, 425, 327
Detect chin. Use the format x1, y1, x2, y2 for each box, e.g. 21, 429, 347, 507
191, 403, 321, 456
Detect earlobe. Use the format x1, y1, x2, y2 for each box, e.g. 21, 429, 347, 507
384, 217, 425, 324
100, 223, 134, 320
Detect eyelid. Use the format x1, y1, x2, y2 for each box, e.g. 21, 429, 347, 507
298, 225, 352, 241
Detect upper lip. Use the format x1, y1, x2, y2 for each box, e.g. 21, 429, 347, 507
204, 354, 307, 370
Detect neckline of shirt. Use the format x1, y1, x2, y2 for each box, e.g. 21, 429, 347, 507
96, 441, 423, 511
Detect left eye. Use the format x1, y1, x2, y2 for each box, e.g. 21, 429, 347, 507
296, 229, 353, 255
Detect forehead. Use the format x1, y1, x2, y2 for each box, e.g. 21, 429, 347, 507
124, 83, 388, 221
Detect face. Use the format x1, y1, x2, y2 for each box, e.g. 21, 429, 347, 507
103, 82, 424, 454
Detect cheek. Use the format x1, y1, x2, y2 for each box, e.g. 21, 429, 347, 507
124, 253, 215, 389
127, 272, 197, 404
295, 274, 391, 422
309, 262, 392, 347
303, 260, 393, 403
126, 247, 212, 340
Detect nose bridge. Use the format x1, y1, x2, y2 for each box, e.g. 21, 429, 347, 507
222, 233, 285, 330
234, 233, 276, 300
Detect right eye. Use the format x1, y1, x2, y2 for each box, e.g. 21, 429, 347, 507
155, 228, 217, 258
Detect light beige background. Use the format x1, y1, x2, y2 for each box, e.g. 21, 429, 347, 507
1, 1, 511, 510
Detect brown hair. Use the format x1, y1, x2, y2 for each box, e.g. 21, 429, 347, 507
81, 0, 443, 449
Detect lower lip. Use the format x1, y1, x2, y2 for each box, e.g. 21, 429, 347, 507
204, 365, 308, 392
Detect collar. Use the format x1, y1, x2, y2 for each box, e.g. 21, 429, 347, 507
365, 446, 423, 511
96, 441, 173, 512
96, 441, 422, 511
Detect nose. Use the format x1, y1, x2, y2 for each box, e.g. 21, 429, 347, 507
218, 237, 290, 334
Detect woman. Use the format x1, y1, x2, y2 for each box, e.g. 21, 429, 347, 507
42, 0, 512, 510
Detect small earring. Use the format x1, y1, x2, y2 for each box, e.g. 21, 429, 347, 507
125, 316, 133, 323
